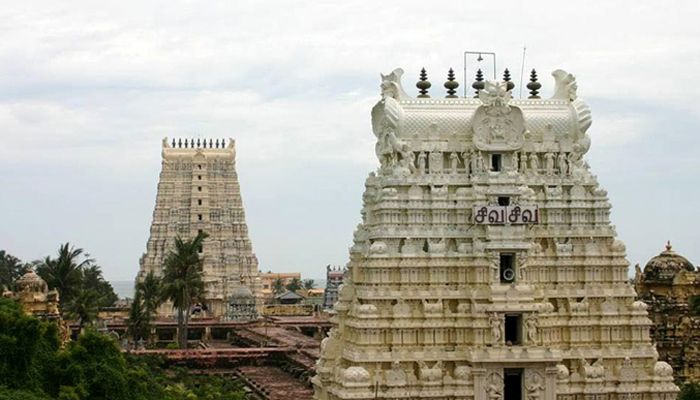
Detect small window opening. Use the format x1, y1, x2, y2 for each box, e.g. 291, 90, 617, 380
504, 369, 523, 400
500, 253, 515, 283
198, 164, 202, 170
198, 186, 202, 192
197, 199, 202, 206
492, 154, 502, 172
498, 196, 510, 206
198, 214, 202, 221
505, 315, 521, 345
198, 245, 203, 253
198, 229, 203, 235
198, 175, 202, 180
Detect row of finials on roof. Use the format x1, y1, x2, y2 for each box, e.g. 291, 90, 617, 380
416, 68, 543, 99
171, 138, 227, 149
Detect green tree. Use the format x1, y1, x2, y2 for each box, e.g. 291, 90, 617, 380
83, 265, 118, 308
678, 382, 700, 400
302, 278, 316, 290
36, 244, 92, 307
136, 271, 162, 319
0, 250, 28, 291
128, 271, 162, 343
127, 292, 149, 343
64, 290, 99, 331
161, 232, 208, 349
271, 277, 285, 295
0, 298, 60, 394
285, 277, 301, 292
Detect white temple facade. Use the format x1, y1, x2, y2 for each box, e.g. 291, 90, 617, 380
137, 138, 261, 318
312, 68, 678, 400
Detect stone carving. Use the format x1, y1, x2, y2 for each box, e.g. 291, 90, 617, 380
654, 361, 673, 378
369, 241, 388, 254
342, 366, 371, 387
353, 299, 378, 316
579, 358, 605, 379
557, 152, 567, 175
618, 357, 636, 382
551, 69, 578, 101
417, 152, 427, 174
393, 298, 411, 318
556, 364, 570, 381
386, 361, 407, 386
419, 361, 443, 384
380, 68, 410, 100
429, 151, 443, 174
489, 313, 503, 344
544, 153, 555, 176
423, 299, 443, 315
471, 80, 525, 151
525, 372, 545, 400
525, 314, 538, 344
427, 239, 446, 254
450, 152, 459, 174
454, 365, 471, 381
529, 153, 539, 174
486, 372, 504, 400
401, 237, 419, 255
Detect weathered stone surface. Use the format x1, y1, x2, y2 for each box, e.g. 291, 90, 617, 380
636, 243, 700, 384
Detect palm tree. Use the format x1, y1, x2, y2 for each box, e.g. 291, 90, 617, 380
0, 250, 27, 291
302, 278, 316, 290
161, 232, 208, 349
65, 289, 99, 331
127, 292, 150, 343
272, 278, 285, 295
136, 271, 163, 318
132, 271, 162, 343
36, 243, 92, 307
285, 277, 302, 292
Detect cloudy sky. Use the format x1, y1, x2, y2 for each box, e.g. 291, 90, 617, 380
0, 1, 698, 282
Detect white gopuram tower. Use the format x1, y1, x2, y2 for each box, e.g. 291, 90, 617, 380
312, 69, 678, 400
137, 138, 261, 318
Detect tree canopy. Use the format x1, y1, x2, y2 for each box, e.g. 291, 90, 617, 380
0, 298, 246, 400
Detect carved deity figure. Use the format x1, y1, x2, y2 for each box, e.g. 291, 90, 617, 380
486, 373, 504, 400
470, 151, 479, 175
526, 373, 545, 400
489, 313, 503, 344
526, 315, 538, 343
557, 152, 567, 176
529, 153, 539, 174
511, 151, 519, 172
386, 361, 407, 386
417, 152, 427, 174
544, 152, 555, 176
429, 151, 443, 174
477, 151, 486, 173
461, 151, 471, 175
450, 152, 459, 174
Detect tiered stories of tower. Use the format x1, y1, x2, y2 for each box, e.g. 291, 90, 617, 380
138, 138, 261, 318
312, 69, 678, 400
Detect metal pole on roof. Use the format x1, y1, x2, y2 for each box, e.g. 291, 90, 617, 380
463, 51, 496, 98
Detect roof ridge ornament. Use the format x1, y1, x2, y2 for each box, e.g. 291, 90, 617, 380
416, 68, 431, 98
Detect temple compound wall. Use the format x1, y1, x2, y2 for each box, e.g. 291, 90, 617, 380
312, 68, 678, 400
635, 243, 700, 383
137, 138, 261, 318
